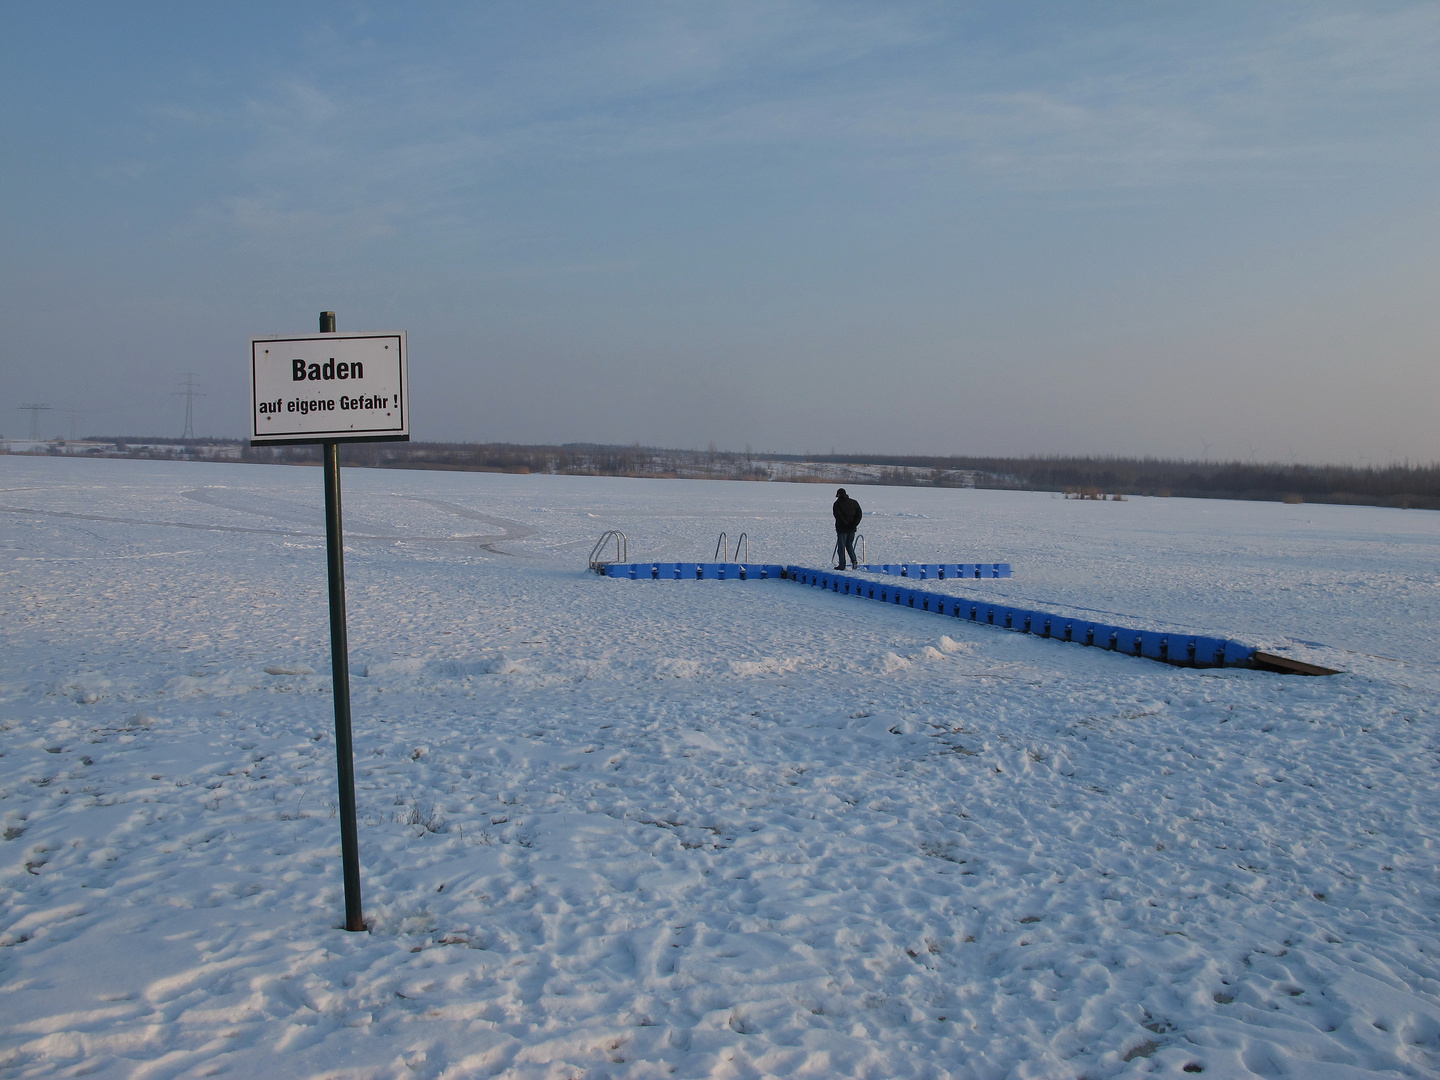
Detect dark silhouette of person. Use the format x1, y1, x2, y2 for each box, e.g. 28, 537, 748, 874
832, 488, 862, 569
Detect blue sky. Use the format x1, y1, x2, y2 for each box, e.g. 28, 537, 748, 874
2, 2, 1437, 462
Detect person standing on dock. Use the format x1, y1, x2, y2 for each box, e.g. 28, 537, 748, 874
833, 488, 862, 570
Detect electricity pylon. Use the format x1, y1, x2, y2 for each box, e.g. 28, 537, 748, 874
19, 403, 51, 440
175, 375, 204, 440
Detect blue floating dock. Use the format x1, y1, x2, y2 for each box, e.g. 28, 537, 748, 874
592, 560, 1337, 674
856, 562, 1011, 579
785, 567, 1258, 670
602, 562, 787, 580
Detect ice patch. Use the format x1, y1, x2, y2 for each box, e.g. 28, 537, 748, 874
264, 664, 314, 676
434, 658, 505, 678
361, 655, 526, 678
361, 658, 426, 678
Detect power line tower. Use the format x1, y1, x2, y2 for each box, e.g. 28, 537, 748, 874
175, 375, 204, 440
61, 407, 84, 441
19, 403, 51, 440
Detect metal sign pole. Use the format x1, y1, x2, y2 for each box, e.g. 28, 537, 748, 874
318, 311, 364, 932
251, 310, 409, 932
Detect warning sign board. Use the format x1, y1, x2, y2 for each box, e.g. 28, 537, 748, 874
251, 331, 408, 444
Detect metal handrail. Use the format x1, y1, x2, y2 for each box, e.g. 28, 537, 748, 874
733, 532, 749, 562
588, 530, 627, 570
714, 532, 728, 560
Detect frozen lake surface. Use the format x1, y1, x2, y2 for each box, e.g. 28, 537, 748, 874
3, 455, 1440, 1079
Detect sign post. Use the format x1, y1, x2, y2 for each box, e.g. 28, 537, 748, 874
250, 312, 409, 931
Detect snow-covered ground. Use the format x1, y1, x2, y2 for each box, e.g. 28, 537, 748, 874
3, 455, 1440, 1079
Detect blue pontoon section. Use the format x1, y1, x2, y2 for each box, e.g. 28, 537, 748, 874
856, 563, 1011, 579
602, 562, 788, 580
784, 566, 1254, 669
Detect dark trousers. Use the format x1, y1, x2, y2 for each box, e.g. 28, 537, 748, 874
836, 531, 858, 568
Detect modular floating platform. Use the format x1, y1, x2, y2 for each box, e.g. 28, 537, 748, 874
592, 560, 1338, 676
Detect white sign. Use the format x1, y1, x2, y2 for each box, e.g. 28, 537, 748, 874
251, 331, 408, 444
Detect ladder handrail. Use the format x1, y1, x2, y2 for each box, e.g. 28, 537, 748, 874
588, 530, 627, 570
733, 532, 749, 562
714, 532, 728, 560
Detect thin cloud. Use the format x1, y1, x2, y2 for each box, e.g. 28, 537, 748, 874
179, 0, 1440, 245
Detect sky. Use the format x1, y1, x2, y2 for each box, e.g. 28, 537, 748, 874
1, 2, 1437, 464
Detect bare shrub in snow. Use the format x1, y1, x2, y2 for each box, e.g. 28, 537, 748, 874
395, 799, 446, 834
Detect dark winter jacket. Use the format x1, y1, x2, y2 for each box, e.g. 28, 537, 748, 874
833, 494, 863, 533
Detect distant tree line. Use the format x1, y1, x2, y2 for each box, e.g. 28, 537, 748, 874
800, 453, 1440, 509
232, 441, 1440, 510
50, 436, 1437, 510
241, 440, 774, 480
